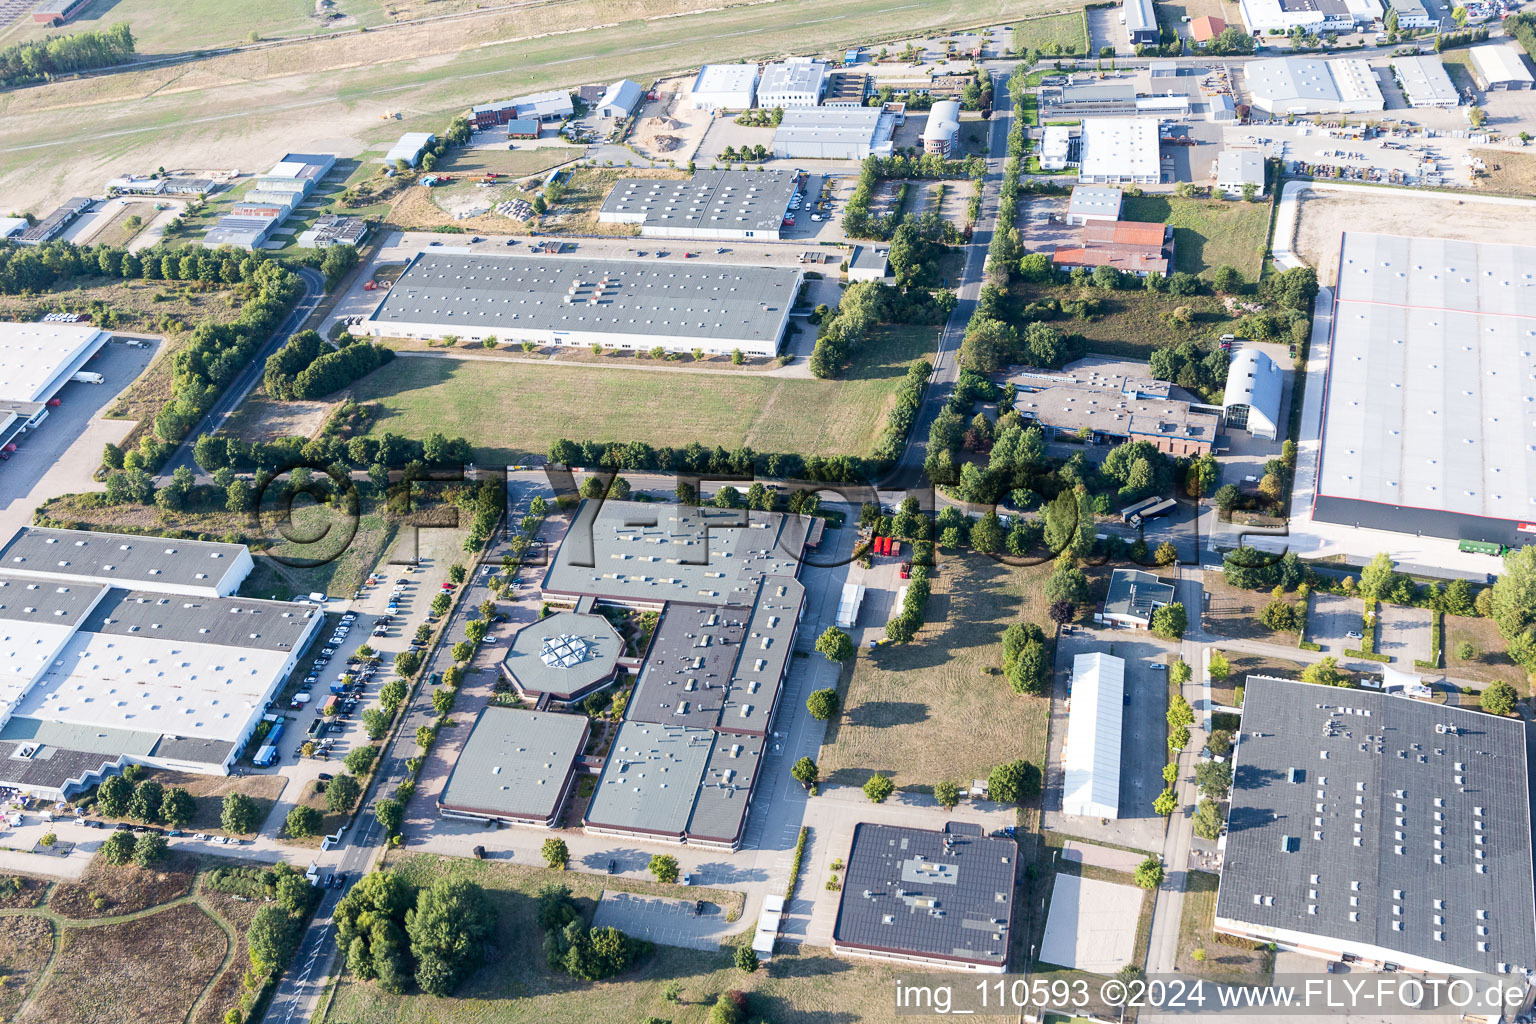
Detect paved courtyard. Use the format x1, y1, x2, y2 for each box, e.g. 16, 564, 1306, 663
1039, 872, 1142, 973
592, 890, 738, 951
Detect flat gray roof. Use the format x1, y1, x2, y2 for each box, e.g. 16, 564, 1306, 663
366, 252, 801, 346
1216, 676, 1536, 975
438, 707, 589, 820
1317, 233, 1536, 522
627, 601, 747, 729
542, 499, 808, 607
758, 60, 827, 96
834, 823, 1017, 968
1391, 55, 1459, 106
598, 170, 795, 235
1103, 569, 1173, 622
584, 719, 715, 838
1067, 185, 1123, 219
0, 527, 248, 592
500, 610, 623, 700
773, 107, 887, 146
720, 576, 801, 736
83, 589, 318, 654
687, 731, 765, 843
0, 576, 107, 628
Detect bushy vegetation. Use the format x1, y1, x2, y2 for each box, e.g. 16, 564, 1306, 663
0, 23, 136, 88
841, 153, 986, 240
536, 883, 647, 981
809, 281, 949, 379
336, 870, 497, 996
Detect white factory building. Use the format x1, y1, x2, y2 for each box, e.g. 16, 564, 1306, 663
0, 323, 110, 451
598, 169, 797, 240
385, 132, 436, 168
688, 64, 759, 111
756, 58, 828, 108
1077, 118, 1160, 185
1468, 43, 1535, 90
1389, 55, 1460, 108
357, 252, 803, 357
1238, 0, 1381, 35
597, 79, 643, 119
1245, 57, 1385, 115
1061, 653, 1124, 819
1215, 150, 1265, 196
922, 100, 961, 156
772, 107, 897, 160
1039, 125, 1074, 170
0, 528, 320, 799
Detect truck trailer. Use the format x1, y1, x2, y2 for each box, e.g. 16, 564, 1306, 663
1130, 498, 1177, 528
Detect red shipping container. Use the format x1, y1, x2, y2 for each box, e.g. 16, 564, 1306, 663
888, 539, 900, 558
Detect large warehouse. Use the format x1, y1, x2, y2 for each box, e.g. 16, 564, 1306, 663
1313, 233, 1536, 546
688, 64, 759, 111
1238, 0, 1381, 35
1390, 55, 1460, 108
1077, 118, 1160, 185
598, 169, 798, 240
356, 252, 802, 357
0, 324, 110, 451
1061, 653, 1124, 819
772, 107, 897, 160
756, 59, 828, 108
1223, 348, 1282, 441
1245, 57, 1385, 115
437, 707, 590, 827
1215, 676, 1536, 977
0, 528, 318, 799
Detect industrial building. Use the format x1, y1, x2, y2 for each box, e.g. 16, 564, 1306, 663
598, 169, 797, 240
1215, 149, 1266, 196
1077, 118, 1161, 185
847, 244, 889, 282
687, 64, 759, 111
1052, 220, 1175, 278
204, 152, 335, 251
772, 107, 897, 160
1386, 0, 1437, 29
0, 325, 110, 451
1100, 569, 1174, 629
921, 100, 961, 156
1065, 184, 1123, 225
540, 499, 809, 850
1012, 370, 1215, 454
823, 71, 869, 107
1238, 0, 1382, 35
756, 59, 828, 108
832, 823, 1017, 972
597, 79, 643, 119
30, 0, 88, 24
0, 218, 25, 241
437, 708, 590, 827
1468, 44, 1535, 90
1244, 57, 1385, 115
1062, 653, 1124, 819
16, 198, 91, 246
357, 252, 802, 358
1389, 55, 1460, 107
202, 218, 275, 251
1039, 125, 1075, 170
469, 90, 574, 128
296, 214, 368, 250
0, 528, 319, 799
498, 610, 625, 703
1214, 676, 1536, 977
1039, 81, 1139, 118
1123, 0, 1159, 45
1312, 233, 1536, 547
385, 132, 436, 168
1222, 348, 1282, 441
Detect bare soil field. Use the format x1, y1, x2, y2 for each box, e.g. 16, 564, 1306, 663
1471, 149, 1536, 196
50, 851, 197, 920
1292, 191, 1536, 282
82, 202, 158, 249
0, 914, 53, 1022
630, 80, 713, 163
220, 394, 335, 444
19, 902, 227, 1024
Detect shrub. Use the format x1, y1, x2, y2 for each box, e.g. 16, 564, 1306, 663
863, 774, 895, 803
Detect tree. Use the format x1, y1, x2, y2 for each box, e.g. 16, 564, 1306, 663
987, 759, 1039, 804
407, 877, 497, 996
1481, 680, 1517, 717
1168, 693, 1194, 730
380, 678, 407, 712
344, 746, 379, 775
1212, 265, 1244, 294
1214, 483, 1240, 512
1170, 659, 1192, 685
248, 904, 302, 977
1358, 551, 1396, 604
375, 797, 404, 836
451, 641, 473, 663
1208, 650, 1231, 682
326, 773, 361, 814
161, 787, 195, 828
1154, 541, 1178, 567
133, 832, 168, 867
1193, 798, 1225, 840
362, 707, 391, 740
1048, 600, 1075, 627
1135, 856, 1164, 890
1469, 105, 1486, 129
806, 688, 841, 720
1195, 760, 1232, 801
542, 838, 569, 869
791, 756, 819, 790
1150, 602, 1187, 641
101, 830, 136, 866
649, 854, 680, 884
1045, 565, 1089, 607
128, 779, 164, 822
735, 945, 759, 973
286, 806, 322, 838
710, 992, 748, 1024
815, 627, 854, 663
1153, 789, 1178, 816
934, 779, 961, 809
863, 773, 894, 803
222, 792, 261, 834
98, 774, 133, 817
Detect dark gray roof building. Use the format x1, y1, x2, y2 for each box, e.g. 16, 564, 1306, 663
0, 527, 253, 596
833, 823, 1018, 972
438, 707, 590, 826
1215, 676, 1536, 975
1101, 569, 1173, 627
598, 170, 796, 240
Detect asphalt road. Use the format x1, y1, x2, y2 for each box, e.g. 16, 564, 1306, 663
158, 265, 325, 484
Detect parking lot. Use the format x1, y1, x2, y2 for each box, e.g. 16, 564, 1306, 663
1376, 603, 1432, 663
1306, 592, 1365, 654
591, 890, 736, 951
1042, 626, 1173, 854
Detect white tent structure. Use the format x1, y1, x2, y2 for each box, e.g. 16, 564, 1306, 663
1062, 653, 1124, 819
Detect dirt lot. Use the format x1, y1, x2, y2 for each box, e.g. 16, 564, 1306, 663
49, 851, 198, 920
539, 165, 686, 235
0, 914, 53, 1022
82, 201, 158, 249
1201, 576, 1305, 646
19, 901, 227, 1024
631, 79, 713, 163
221, 394, 334, 444
388, 147, 587, 232
1293, 191, 1536, 283
147, 770, 290, 835
1471, 148, 1536, 196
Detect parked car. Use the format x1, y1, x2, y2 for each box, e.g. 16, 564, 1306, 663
1346, 630, 1364, 640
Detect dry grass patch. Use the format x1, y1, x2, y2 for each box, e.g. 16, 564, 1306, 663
192, 892, 264, 1024
49, 851, 196, 920
1176, 870, 1273, 979
149, 770, 289, 835
819, 554, 1053, 790
1472, 149, 1536, 197
538, 166, 685, 236
1220, 650, 1306, 706
1201, 576, 1297, 645
220, 394, 335, 444
0, 914, 53, 1021
19, 902, 226, 1024
84, 202, 158, 249
1444, 614, 1527, 691
0, 874, 50, 910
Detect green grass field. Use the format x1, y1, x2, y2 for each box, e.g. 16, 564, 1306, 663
351, 324, 937, 463
1011, 11, 1087, 55
819, 554, 1053, 792
0, 0, 391, 53
1010, 280, 1234, 359
1121, 194, 1272, 280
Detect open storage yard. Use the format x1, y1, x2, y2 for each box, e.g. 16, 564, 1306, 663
349, 324, 937, 463
819, 554, 1053, 791
387, 148, 588, 232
